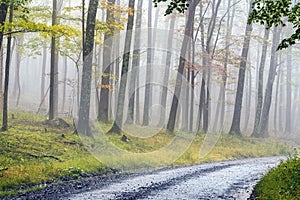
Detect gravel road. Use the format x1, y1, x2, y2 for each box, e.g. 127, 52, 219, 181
67, 157, 283, 200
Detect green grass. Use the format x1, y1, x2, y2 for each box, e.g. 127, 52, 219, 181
0, 112, 107, 197
253, 150, 300, 200
0, 112, 292, 197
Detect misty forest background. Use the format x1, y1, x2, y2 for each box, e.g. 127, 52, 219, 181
0, 0, 299, 139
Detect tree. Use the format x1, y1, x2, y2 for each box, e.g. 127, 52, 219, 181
142, 0, 153, 126
158, 15, 176, 127
285, 49, 292, 133
228, 1, 253, 136
108, 0, 135, 134
49, 0, 60, 120
98, 0, 116, 123
166, 0, 200, 133
257, 26, 281, 137
252, 28, 270, 137
2, 2, 13, 131
155, 0, 300, 49
126, 0, 144, 124
249, 0, 300, 49
77, 0, 99, 135
0, 1, 8, 48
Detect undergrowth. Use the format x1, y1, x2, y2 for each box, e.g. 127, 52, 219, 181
0, 112, 292, 197
253, 149, 300, 200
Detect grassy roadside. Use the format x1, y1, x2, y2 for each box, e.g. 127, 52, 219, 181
0, 112, 291, 197
253, 151, 300, 200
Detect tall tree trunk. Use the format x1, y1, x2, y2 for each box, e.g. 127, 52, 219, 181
12, 35, 23, 107
158, 15, 176, 127
273, 64, 281, 133
2, 3, 13, 131
61, 56, 68, 112
126, 0, 143, 124
285, 49, 292, 134
78, 0, 99, 135
108, 0, 135, 134
98, 0, 115, 123
0, 3, 8, 49
167, 0, 200, 133
197, 74, 206, 133
278, 61, 285, 132
252, 28, 269, 137
189, 39, 195, 132
243, 68, 251, 131
228, 1, 253, 136
258, 26, 281, 137
142, 0, 153, 126
49, 0, 59, 120
40, 45, 47, 111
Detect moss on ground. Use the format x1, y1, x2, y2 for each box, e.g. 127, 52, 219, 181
0, 112, 292, 197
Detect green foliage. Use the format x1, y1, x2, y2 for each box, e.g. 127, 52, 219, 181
249, 0, 300, 50
153, 0, 189, 15
253, 149, 300, 199
0, 112, 106, 197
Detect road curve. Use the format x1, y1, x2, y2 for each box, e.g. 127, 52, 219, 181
68, 157, 283, 200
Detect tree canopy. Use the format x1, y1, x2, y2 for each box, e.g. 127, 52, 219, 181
154, 0, 300, 49
249, 0, 300, 50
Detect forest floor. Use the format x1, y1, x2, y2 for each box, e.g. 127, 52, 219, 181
0, 112, 292, 198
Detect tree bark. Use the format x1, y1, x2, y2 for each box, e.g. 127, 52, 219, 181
0, 2, 8, 49
252, 28, 269, 137
285, 48, 292, 134
167, 0, 200, 133
228, 1, 253, 136
258, 26, 281, 137
142, 0, 153, 126
158, 15, 176, 127
2, 3, 13, 131
126, 0, 143, 124
78, 0, 99, 135
13, 35, 24, 107
49, 0, 59, 120
98, 0, 115, 123
108, 0, 135, 134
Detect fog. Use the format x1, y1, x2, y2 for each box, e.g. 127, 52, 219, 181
3, 0, 300, 139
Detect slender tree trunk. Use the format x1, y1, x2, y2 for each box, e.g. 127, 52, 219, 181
142, 0, 153, 126
13, 36, 23, 107
78, 0, 99, 135
40, 45, 47, 110
273, 65, 281, 133
285, 49, 292, 134
108, 0, 135, 134
197, 74, 206, 133
252, 28, 269, 137
243, 68, 251, 131
228, 1, 253, 136
258, 26, 281, 137
0, 3, 8, 49
2, 3, 13, 131
166, 0, 200, 133
126, 0, 143, 124
61, 56, 68, 112
189, 40, 195, 133
158, 15, 176, 127
49, 0, 59, 120
278, 62, 285, 132
98, 0, 115, 123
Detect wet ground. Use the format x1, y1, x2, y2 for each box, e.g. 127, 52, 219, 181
69, 157, 282, 200
4, 157, 283, 200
